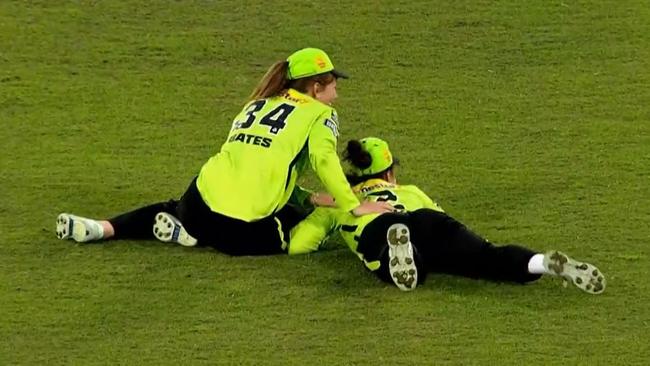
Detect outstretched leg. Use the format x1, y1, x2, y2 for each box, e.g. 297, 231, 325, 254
409, 209, 606, 293
409, 209, 541, 283
56, 200, 179, 242
108, 200, 179, 240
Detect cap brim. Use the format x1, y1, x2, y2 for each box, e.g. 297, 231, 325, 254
331, 69, 349, 79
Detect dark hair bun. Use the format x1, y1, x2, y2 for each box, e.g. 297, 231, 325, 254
344, 140, 372, 169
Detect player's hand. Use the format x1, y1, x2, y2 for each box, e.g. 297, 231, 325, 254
309, 192, 337, 207
351, 201, 395, 217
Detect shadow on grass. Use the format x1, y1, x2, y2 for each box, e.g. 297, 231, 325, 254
45, 232, 601, 311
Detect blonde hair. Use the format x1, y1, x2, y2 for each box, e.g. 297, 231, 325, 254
248, 61, 337, 101
248, 61, 290, 100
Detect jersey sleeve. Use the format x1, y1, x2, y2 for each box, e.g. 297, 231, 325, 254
288, 207, 338, 255
307, 109, 360, 213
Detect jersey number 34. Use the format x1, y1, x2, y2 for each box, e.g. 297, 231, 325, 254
233, 100, 296, 135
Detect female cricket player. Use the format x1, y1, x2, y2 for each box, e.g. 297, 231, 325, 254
288, 137, 606, 294
55, 48, 393, 255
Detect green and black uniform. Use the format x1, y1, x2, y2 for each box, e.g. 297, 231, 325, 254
107, 47, 361, 255
108, 89, 359, 255
197, 88, 358, 220
289, 178, 541, 284
191, 88, 358, 254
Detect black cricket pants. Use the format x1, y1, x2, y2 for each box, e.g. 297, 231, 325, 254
356, 209, 542, 285
108, 177, 308, 256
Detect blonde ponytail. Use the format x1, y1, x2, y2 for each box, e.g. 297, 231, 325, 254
248, 61, 289, 101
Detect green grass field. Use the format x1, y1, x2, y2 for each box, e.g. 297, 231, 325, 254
2, 1, 649, 364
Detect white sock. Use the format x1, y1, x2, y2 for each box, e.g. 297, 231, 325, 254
527, 253, 547, 275
89, 219, 105, 240
76, 216, 104, 241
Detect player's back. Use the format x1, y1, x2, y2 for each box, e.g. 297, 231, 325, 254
336, 178, 443, 253
197, 89, 333, 221
354, 179, 436, 212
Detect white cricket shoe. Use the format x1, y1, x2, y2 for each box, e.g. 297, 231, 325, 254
56, 213, 103, 242
386, 223, 418, 291
153, 212, 197, 247
543, 251, 606, 294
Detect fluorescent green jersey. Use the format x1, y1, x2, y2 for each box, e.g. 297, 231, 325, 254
197, 89, 360, 222
288, 179, 444, 267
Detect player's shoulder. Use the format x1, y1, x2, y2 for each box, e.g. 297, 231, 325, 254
395, 183, 418, 190
398, 184, 429, 196
310, 100, 337, 120
280, 89, 335, 113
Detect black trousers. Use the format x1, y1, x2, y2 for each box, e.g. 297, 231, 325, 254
109, 177, 308, 256
357, 209, 542, 284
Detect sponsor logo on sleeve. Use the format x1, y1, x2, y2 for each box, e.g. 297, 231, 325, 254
324, 118, 339, 137
330, 111, 339, 123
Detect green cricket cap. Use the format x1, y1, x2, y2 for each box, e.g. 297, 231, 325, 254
354, 137, 398, 176
286, 48, 349, 80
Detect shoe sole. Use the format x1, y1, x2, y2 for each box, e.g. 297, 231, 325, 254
56, 213, 92, 242
387, 223, 418, 291
153, 212, 197, 247
545, 251, 606, 294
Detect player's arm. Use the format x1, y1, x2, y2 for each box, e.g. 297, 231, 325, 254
307, 110, 360, 213
288, 185, 315, 210
288, 185, 337, 210
288, 207, 338, 255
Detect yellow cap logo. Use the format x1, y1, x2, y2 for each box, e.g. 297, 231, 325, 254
383, 148, 391, 163
315, 56, 327, 69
